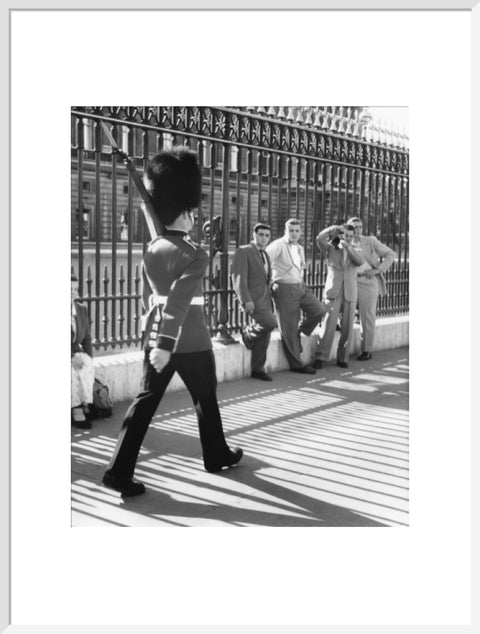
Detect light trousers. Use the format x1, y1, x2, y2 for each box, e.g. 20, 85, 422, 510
357, 276, 380, 352
272, 282, 325, 370
71, 352, 95, 408
316, 289, 357, 363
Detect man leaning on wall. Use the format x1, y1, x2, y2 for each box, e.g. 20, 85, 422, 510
266, 218, 326, 374
231, 223, 277, 381
348, 216, 397, 361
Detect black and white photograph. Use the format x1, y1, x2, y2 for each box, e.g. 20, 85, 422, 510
70, 105, 410, 527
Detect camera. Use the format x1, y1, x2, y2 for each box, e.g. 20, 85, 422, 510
328, 227, 344, 249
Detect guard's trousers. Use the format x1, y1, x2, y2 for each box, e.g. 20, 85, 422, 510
105, 349, 230, 479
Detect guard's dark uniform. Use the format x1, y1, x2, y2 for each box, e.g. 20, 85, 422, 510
104, 229, 232, 477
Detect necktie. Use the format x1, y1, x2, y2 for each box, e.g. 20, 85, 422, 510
259, 249, 269, 275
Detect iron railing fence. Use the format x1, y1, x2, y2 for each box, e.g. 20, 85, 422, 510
71, 106, 409, 351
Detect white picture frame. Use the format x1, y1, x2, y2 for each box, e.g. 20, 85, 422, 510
3, 0, 478, 632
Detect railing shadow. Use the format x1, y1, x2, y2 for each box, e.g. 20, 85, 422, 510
72, 348, 409, 527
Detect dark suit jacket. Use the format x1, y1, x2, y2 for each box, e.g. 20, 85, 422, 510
231, 242, 272, 312
71, 302, 92, 357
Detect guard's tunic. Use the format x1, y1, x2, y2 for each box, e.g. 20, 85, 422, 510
142, 230, 212, 353
105, 229, 231, 478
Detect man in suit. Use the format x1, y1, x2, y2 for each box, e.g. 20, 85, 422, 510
347, 216, 397, 360
102, 147, 242, 497
231, 223, 276, 381
266, 218, 326, 374
314, 223, 365, 369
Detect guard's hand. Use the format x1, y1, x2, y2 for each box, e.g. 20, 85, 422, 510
149, 348, 171, 373
71, 354, 84, 370
244, 301, 255, 314
366, 269, 380, 279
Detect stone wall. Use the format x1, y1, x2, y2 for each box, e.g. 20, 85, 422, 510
93, 316, 409, 403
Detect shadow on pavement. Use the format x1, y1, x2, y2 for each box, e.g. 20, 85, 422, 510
72, 347, 409, 527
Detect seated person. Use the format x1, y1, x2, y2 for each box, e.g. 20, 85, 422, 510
71, 274, 95, 429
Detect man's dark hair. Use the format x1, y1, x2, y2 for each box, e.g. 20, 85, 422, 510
344, 223, 355, 232
143, 146, 202, 225
253, 222, 271, 233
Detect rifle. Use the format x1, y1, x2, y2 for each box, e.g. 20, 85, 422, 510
100, 121, 163, 239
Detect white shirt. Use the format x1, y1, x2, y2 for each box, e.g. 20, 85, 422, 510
288, 241, 303, 270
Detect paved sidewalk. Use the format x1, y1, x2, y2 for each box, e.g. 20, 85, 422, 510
71, 347, 409, 527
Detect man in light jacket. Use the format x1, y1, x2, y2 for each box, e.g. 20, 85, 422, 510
348, 217, 397, 360
314, 223, 365, 368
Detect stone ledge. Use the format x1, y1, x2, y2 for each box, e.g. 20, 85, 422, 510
94, 315, 409, 403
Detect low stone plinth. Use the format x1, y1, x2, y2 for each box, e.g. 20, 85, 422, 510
94, 315, 409, 403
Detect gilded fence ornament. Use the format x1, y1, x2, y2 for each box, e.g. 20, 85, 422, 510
272, 123, 281, 149
287, 107, 295, 121
252, 119, 261, 145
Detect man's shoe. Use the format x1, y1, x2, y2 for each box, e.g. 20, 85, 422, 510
102, 473, 146, 497
336, 360, 349, 368
291, 365, 316, 375
251, 370, 273, 381
72, 407, 92, 429
72, 419, 92, 429
312, 359, 323, 370
241, 330, 254, 350
205, 447, 243, 474
357, 351, 372, 361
